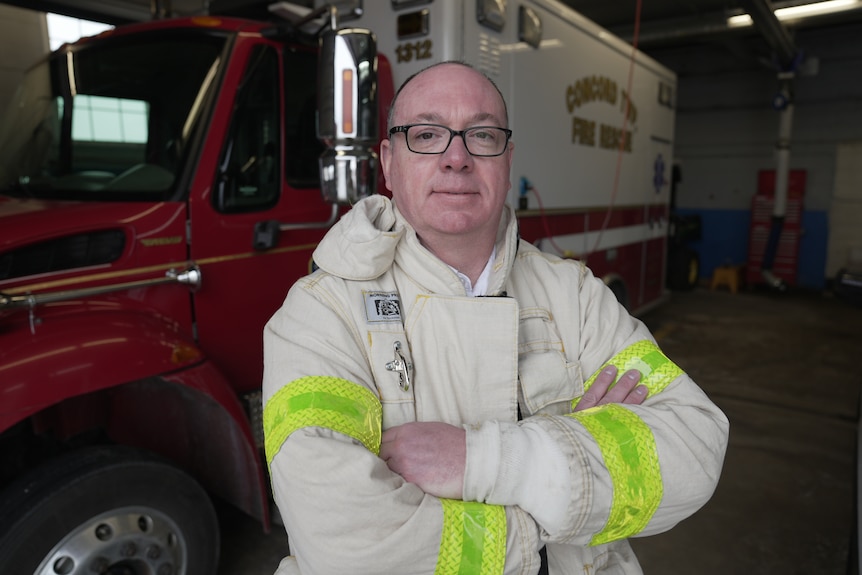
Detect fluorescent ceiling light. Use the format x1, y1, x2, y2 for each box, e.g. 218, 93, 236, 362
728, 0, 861, 27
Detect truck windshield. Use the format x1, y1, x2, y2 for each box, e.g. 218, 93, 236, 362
0, 30, 227, 201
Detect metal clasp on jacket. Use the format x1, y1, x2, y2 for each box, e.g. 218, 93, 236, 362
385, 341, 412, 391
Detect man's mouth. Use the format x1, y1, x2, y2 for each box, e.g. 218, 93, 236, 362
433, 189, 477, 195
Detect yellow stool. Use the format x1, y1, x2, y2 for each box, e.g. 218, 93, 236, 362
711, 265, 742, 293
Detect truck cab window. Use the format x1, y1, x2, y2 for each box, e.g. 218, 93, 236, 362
0, 32, 226, 201
216, 45, 280, 213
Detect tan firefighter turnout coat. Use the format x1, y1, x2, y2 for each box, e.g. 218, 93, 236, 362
262, 195, 729, 575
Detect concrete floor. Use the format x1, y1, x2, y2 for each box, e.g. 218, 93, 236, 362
217, 286, 862, 575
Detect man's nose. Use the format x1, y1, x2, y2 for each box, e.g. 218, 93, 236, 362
440, 133, 473, 169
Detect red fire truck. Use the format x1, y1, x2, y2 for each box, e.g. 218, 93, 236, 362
0, 1, 682, 572
0, 6, 388, 573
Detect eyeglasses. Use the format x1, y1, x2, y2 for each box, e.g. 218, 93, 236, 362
389, 124, 512, 157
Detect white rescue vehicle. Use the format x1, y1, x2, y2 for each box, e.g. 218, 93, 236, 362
351, 0, 685, 312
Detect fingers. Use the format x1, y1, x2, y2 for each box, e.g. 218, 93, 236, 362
575, 366, 648, 412
378, 423, 467, 498
623, 383, 648, 405
575, 365, 618, 411
379, 428, 398, 462
603, 369, 642, 405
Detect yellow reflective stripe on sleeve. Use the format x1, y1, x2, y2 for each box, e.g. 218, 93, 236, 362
263, 376, 382, 468
572, 340, 683, 410
571, 404, 662, 545
435, 499, 506, 575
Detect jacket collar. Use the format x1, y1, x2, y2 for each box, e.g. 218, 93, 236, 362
313, 195, 519, 296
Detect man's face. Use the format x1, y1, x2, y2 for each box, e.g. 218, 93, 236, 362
380, 64, 513, 247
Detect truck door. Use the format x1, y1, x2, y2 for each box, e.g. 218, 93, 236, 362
186, 37, 330, 394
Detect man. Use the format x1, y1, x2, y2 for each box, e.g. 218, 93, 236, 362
263, 61, 728, 575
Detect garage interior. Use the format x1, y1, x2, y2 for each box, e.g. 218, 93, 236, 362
3, 0, 862, 292
1, 1, 860, 574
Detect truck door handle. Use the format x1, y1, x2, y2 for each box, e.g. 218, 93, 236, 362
252, 204, 339, 251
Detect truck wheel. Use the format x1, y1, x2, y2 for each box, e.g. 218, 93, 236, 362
606, 278, 629, 310
0, 446, 219, 575
667, 245, 700, 291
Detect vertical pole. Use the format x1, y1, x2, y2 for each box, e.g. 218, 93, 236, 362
761, 72, 794, 290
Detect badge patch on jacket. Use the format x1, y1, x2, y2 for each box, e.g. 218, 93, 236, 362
364, 291, 401, 323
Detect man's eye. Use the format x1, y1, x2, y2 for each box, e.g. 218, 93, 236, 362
469, 130, 495, 141
416, 127, 447, 138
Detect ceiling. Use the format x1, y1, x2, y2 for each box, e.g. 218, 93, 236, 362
5, 0, 862, 73
7, 0, 862, 33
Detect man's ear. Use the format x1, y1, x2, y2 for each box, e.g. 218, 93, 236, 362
380, 138, 394, 192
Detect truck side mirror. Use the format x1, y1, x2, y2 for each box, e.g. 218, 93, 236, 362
317, 28, 378, 205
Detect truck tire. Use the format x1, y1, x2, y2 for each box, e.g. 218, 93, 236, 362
667, 245, 700, 291
606, 278, 630, 311
0, 445, 219, 575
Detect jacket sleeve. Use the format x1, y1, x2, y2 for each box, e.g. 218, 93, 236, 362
462, 265, 730, 546
263, 276, 541, 575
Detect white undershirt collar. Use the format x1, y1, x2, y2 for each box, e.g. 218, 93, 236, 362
450, 247, 496, 297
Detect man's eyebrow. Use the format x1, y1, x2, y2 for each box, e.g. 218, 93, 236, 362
466, 112, 504, 125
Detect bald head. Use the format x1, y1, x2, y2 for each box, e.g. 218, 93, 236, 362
387, 61, 509, 130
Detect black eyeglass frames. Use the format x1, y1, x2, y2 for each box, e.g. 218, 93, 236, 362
388, 124, 512, 157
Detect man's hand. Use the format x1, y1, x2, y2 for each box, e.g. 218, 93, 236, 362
380, 366, 646, 497
380, 422, 466, 499
575, 365, 648, 412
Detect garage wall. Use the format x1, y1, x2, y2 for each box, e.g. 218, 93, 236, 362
655, 22, 862, 289
0, 5, 49, 118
